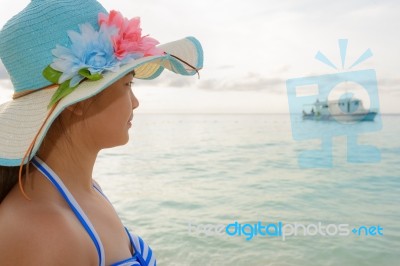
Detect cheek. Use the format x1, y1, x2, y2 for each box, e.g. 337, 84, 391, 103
99, 92, 131, 121
85, 113, 127, 148
99, 98, 130, 129
94, 97, 131, 139
83, 89, 132, 147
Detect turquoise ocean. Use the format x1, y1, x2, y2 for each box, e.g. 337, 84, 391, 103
94, 114, 400, 266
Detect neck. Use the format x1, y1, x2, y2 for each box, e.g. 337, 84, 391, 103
35, 128, 100, 193
37, 147, 98, 192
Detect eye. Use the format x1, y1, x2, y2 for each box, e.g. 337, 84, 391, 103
125, 81, 134, 87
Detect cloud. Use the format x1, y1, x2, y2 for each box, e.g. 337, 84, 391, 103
217, 65, 235, 70
378, 78, 400, 87
194, 73, 400, 98
276, 65, 292, 74
134, 70, 197, 88
0, 60, 9, 80
378, 78, 400, 94
133, 69, 287, 94
198, 73, 285, 93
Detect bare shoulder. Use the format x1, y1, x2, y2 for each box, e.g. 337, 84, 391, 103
0, 198, 97, 265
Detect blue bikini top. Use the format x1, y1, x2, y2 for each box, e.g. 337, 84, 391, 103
31, 156, 156, 266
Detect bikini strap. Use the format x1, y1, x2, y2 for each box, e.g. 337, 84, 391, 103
125, 228, 156, 266
31, 156, 105, 266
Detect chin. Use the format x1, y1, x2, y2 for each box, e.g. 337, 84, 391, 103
117, 137, 130, 147
120, 134, 130, 145
102, 135, 130, 149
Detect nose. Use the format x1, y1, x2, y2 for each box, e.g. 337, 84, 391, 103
130, 89, 139, 109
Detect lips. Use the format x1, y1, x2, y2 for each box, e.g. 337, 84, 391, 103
128, 114, 134, 124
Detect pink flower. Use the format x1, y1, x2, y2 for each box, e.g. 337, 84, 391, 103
99, 10, 164, 60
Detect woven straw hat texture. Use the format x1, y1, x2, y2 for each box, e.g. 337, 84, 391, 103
0, 0, 203, 166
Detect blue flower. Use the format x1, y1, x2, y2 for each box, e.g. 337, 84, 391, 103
51, 23, 120, 87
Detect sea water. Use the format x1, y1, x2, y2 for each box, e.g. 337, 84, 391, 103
94, 114, 400, 266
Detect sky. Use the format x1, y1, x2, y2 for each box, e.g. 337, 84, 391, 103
0, 0, 399, 114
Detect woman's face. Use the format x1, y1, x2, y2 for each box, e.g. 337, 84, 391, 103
83, 73, 139, 149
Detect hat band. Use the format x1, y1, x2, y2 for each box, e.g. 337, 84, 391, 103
169, 54, 201, 79
12, 84, 59, 100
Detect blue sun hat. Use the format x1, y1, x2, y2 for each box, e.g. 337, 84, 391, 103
0, 0, 203, 167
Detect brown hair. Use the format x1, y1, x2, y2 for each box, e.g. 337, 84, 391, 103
0, 107, 72, 203
0, 165, 27, 203
0, 70, 136, 203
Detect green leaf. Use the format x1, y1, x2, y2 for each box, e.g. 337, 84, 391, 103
47, 80, 79, 109
78, 68, 103, 81
78, 68, 90, 77
43, 65, 62, 84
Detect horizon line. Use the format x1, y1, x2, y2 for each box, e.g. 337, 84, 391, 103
134, 112, 400, 115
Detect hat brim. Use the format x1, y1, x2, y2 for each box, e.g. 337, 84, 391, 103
0, 36, 203, 166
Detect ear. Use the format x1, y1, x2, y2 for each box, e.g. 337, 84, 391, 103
66, 102, 84, 116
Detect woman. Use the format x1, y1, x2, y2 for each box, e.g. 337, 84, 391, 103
0, 0, 203, 265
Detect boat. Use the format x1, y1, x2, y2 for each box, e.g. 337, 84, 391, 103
302, 97, 378, 122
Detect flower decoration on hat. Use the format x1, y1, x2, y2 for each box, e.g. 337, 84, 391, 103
43, 10, 164, 108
